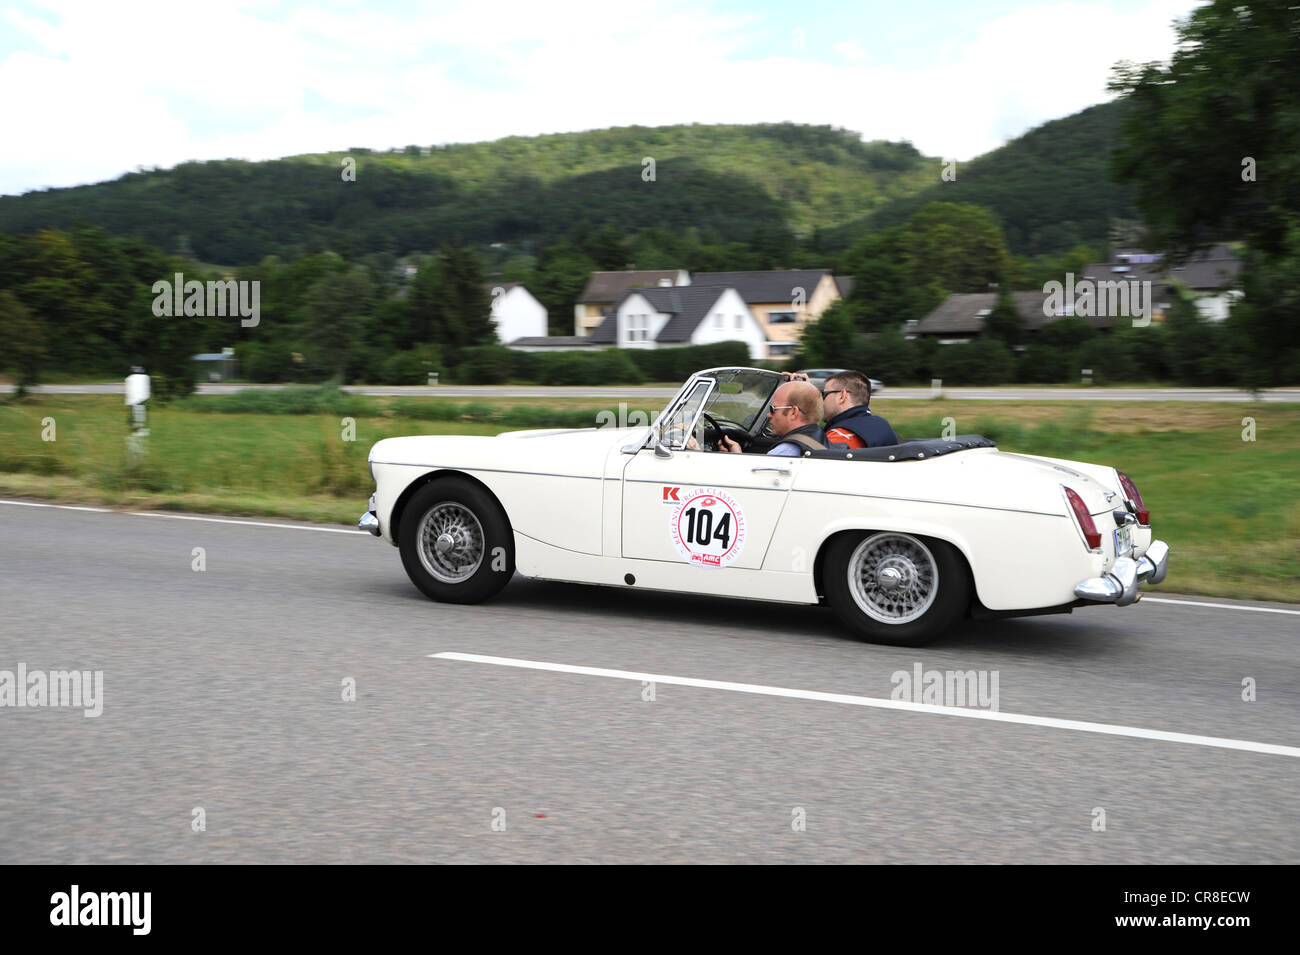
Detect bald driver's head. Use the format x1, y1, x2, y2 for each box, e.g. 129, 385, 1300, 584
768, 381, 823, 436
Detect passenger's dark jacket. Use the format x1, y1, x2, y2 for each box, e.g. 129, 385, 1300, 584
824, 405, 899, 448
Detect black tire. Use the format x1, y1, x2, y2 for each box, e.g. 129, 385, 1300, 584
823, 531, 970, 646
398, 477, 515, 604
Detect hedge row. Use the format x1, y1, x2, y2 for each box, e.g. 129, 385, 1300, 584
231, 340, 759, 386
175, 384, 658, 429
811, 319, 1262, 387
452, 340, 753, 385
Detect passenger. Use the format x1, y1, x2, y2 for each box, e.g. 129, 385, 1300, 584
720, 381, 826, 456
821, 371, 899, 448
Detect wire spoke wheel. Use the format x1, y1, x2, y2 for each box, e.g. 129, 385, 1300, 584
847, 532, 939, 624
416, 502, 486, 583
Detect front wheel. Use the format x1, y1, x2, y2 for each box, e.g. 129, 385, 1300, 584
823, 532, 970, 646
399, 478, 515, 604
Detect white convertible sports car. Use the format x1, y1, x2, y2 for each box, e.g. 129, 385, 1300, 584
360, 367, 1169, 646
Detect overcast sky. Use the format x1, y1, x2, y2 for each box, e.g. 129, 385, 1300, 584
1, 0, 1204, 197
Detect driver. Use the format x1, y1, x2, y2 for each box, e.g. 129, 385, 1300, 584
719, 381, 826, 456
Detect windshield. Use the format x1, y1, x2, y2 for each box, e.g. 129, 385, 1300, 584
698, 368, 782, 430
636, 367, 783, 452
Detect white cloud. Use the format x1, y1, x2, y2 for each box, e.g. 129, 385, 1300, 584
834, 41, 866, 63
0, 0, 1202, 195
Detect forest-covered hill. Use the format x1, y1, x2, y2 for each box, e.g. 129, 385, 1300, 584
0, 110, 1136, 263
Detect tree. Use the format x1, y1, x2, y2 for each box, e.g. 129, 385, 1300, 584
799, 302, 857, 367
303, 270, 376, 380
1109, 1, 1300, 384
408, 242, 495, 349
900, 203, 1012, 293
530, 243, 596, 336
836, 227, 945, 332
1110, 2, 1299, 258
0, 290, 47, 395
1164, 285, 1235, 386
982, 289, 1025, 346
853, 325, 918, 384
1037, 317, 1096, 351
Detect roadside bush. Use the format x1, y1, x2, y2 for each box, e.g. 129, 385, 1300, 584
1077, 336, 1138, 385
1112, 325, 1170, 381
851, 326, 918, 384
176, 382, 376, 416
535, 349, 646, 385
625, 341, 751, 381
379, 345, 444, 385
934, 339, 1016, 384
509, 350, 541, 382
1036, 317, 1097, 350
236, 341, 325, 383
912, 337, 940, 383
460, 345, 514, 384
1016, 344, 1074, 383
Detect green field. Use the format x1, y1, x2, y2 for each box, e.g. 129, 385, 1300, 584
1, 394, 1296, 603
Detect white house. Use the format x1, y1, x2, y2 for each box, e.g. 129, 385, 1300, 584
589, 285, 766, 360
485, 282, 548, 344
573, 269, 692, 337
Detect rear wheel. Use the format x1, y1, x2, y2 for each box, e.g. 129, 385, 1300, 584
823, 532, 969, 646
399, 478, 514, 604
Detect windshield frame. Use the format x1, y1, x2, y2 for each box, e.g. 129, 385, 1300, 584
622, 366, 785, 453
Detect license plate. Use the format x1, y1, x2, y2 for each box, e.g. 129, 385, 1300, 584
1114, 526, 1133, 556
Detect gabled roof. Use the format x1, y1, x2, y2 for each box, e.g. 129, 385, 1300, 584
577, 270, 684, 304
915, 291, 1121, 335
835, 276, 856, 298
1081, 247, 1241, 291
483, 281, 520, 293
588, 311, 618, 343
691, 269, 834, 304
616, 285, 736, 342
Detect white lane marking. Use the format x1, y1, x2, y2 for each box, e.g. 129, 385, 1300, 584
1141, 597, 1300, 617
0, 499, 111, 513
431, 652, 1300, 759
0, 499, 364, 534
123, 511, 366, 534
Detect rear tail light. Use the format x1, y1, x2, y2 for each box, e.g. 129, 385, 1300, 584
1064, 486, 1101, 550
1117, 471, 1149, 525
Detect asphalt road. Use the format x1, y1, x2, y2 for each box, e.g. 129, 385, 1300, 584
7, 382, 1300, 402
1, 499, 1297, 863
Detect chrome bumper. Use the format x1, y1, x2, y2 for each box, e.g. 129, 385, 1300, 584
1074, 539, 1169, 606
358, 494, 381, 537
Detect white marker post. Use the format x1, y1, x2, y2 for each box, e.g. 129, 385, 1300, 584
125, 367, 151, 462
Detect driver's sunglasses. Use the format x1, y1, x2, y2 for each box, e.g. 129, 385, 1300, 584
768, 405, 796, 415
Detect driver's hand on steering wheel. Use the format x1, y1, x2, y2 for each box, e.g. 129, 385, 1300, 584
719, 436, 741, 453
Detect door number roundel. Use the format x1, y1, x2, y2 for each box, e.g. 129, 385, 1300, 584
669, 487, 746, 568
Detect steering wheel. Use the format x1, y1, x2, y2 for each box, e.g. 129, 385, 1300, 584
701, 412, 749, 452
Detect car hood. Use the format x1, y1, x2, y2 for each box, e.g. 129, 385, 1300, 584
369, 427, 645, 477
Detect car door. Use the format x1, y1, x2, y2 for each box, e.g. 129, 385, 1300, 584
620, 447, 795, 570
